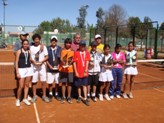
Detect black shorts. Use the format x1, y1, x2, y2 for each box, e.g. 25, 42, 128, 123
88, 74, 99, 86
60, 72, 73, 83
74, 77, 88, 87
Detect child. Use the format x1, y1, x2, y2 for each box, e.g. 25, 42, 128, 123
99, 44, 113, 101
47, 36, 62, 102
88, 41, 101, 102
110, 44, 125, 99
30, 34, 49, 103
73, 40, 90, 106
123, 42, 138, 99
15, 39, 33, 106
59, 38, 74, 104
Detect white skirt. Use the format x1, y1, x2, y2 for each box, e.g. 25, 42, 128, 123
18, 67, 33, 78
99, 69, 113, 82
124, 66, 138, 75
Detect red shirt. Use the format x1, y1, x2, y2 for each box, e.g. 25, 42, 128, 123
71, 41, 79, 52
73, 51, 90, 78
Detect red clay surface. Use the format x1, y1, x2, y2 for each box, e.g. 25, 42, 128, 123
0, 88, 164, 123
0, 50, 164, 123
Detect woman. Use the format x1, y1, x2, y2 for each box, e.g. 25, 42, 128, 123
123, 42, 138, 99
15, 39, 33, 106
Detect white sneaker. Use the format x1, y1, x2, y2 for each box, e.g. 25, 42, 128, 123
27, 95, 32, 101
129, 92, 133, 99
122, 93, 128, 99
23, 99, 31, 106
99, 94, 103, 101
116, 95, 121, 99
110, 95, 114, 99
104, 94, 111, 101
16, 99, 20, 107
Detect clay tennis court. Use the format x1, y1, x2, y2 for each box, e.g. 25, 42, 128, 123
0, 49, 164, 123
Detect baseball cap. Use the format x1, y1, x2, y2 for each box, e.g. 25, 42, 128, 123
19, 31, 29, 36
90, 41, 97, 46
95, 34, 101, 39
51, 35, 58, 41
79, 40, 86, 46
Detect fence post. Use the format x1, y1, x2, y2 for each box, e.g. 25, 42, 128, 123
116, 26, 118, 45
133, 25, 136, 45
154, 23, 159, 59
104, 28, 107, 44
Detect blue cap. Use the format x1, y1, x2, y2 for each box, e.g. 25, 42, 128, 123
79, 40, 86, 46
90, 41, 97, 46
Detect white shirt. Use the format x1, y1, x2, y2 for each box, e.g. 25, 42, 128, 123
100, 54, 113, 72
88, 51, 101, 75
30, 45, 48, 62
126, 50, 137, 65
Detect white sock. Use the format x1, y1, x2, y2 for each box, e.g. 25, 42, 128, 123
55, 92, 58, 96
87, 93, 90, 96
49, 92, 53, 95
92, 93, 95, 97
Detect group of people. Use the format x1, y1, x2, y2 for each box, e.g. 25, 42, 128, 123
14, 32, 138, 107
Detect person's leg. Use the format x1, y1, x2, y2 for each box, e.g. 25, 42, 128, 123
24, 76, 31, 99
115, 68, 123, 97
104, 82, 111, 100
61, 83, 66, 98
41, 82, 47, 97
129, 75, 135, 98
99, 82, 105, 94
17, 78, 24, 100
122, 74, 129, 99
67, 83, 72, 98
87, 75, 91, 100
110, 68, 116, 98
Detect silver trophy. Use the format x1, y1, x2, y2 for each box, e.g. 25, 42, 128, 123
106, 57, 113, 68
126, 53, 131, 65
35, 51, 41, 65
53, 59, 58, 70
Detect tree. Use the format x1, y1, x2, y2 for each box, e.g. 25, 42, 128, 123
105, 4, 127, 26
160, 22, 164, 30
34, 21, 51, 34
96, 7, 105, 29
77, 5, 89, 28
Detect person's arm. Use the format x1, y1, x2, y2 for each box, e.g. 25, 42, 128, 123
40, 44, 44, 52
73, 62, 79, 77
46, 61, 53, 70
15, 50, 21, 79
13, 42, 19, 56
84, 61, 89, 77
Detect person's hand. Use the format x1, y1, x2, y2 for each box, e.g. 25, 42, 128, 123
84, 70, 88, 77
40, 44, 44, 52
103, 65, 108, 69
90, 62, 94, 66
17, 73, 21, 79
49, 65, 54, 70
75, 72, 79, 77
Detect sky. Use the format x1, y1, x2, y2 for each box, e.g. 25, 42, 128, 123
0, 0, 164, 27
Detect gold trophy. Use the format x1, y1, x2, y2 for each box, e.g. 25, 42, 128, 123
67, 56, 73, 66
106, 57, 113, 68
35, 51, 41, 65
62, 53, 69, 68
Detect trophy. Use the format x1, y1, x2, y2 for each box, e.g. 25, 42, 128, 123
52, 59, 58, 70
106, 57, 113, 68
68, 56, 73, 66
90, 54, 94, 66
35, 51, 41, 65
126, 53, 131, 65
62, 53, 69, 68
132, 53, 137, 65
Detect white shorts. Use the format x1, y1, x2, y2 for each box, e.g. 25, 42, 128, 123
32, 64, 47, 83
18, 67, 33, 78
99, 70, 113, 82
124, 66, 138, 75
47, 72, 59, 84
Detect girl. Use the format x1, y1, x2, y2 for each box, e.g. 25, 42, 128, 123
15, 39, 33, 106
123, 42, 138, 99
99, 44, 113, 101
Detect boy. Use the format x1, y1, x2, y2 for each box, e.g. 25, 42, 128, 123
59, 38, 74, 104
30, 34, 49, 103
88, 41, 101, 102
47, 36, 62, 101
73, 40, 90, 106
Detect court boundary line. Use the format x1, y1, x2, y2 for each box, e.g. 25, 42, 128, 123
33, 103, 41, 123
154, 88, 164, 93
139, 72, 163, 80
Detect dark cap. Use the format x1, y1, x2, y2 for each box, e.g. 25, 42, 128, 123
79, 40, 86, 46
115, 43, 122, 48
90, 41, 97, 46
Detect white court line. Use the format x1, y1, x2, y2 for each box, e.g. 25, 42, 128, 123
154, 88, 164, 93
33, 103, 41, 123
139, 72, 163, 80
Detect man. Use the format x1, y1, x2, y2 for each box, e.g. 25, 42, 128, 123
30, 34, 49, 103
71, 33, 81, 51
88, 34, 104, 54
47, 36, 62, 101
14, 31, 29, 55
